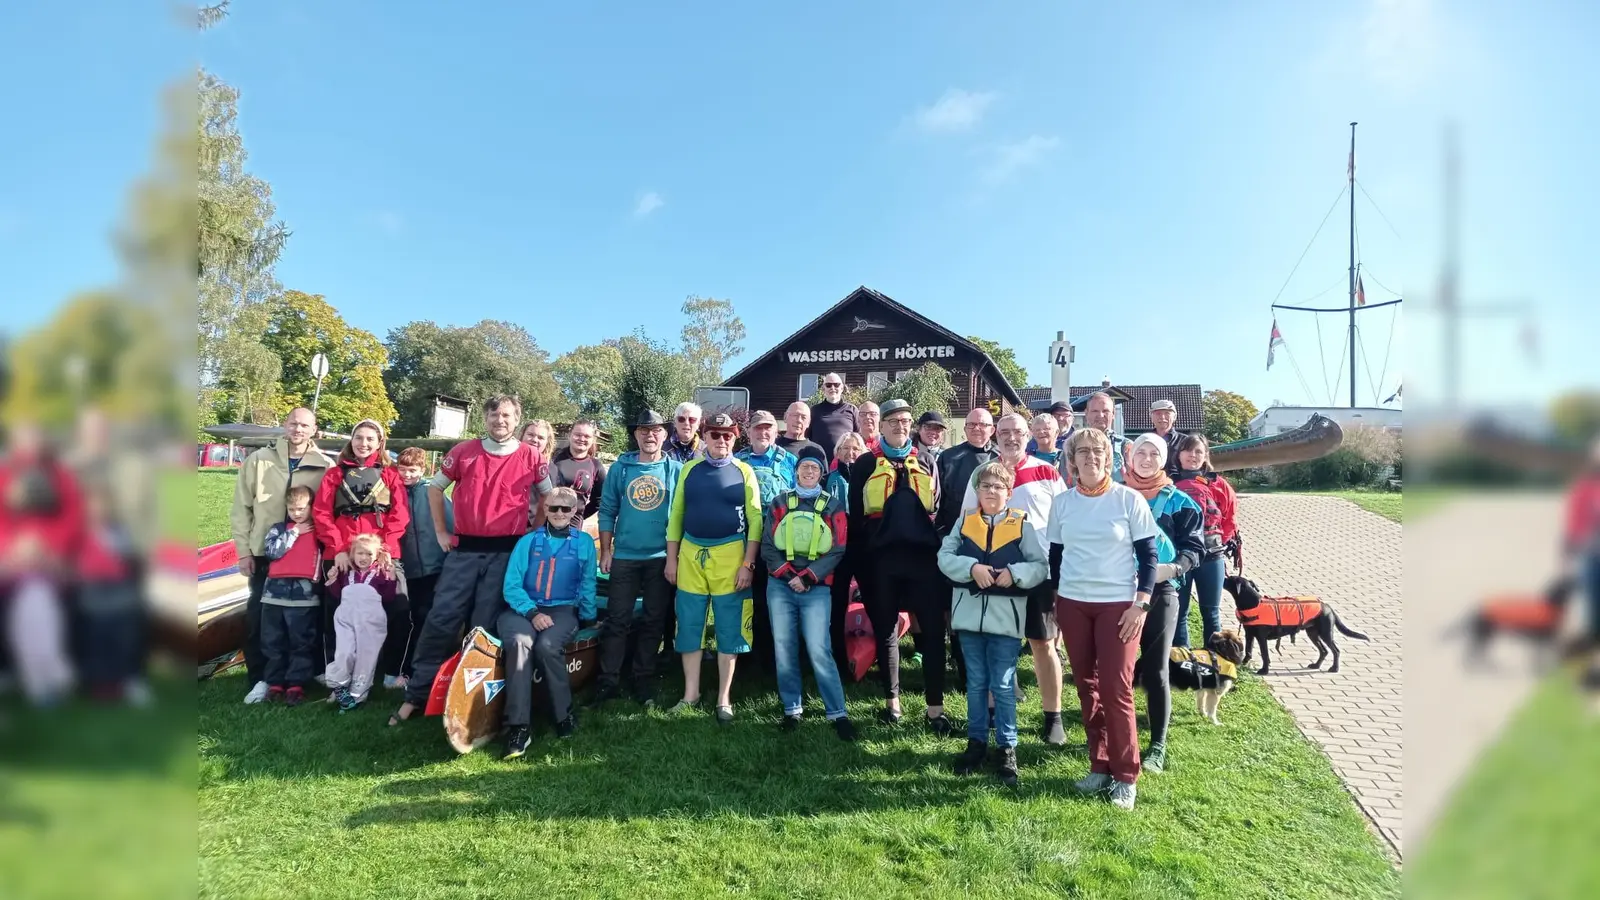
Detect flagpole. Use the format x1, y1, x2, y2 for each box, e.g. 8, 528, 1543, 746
1348, 121, 1358, 408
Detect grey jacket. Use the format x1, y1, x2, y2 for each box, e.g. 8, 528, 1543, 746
399, 480, 454, 579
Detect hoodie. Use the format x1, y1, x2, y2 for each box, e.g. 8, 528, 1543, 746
597, 451, 683, 560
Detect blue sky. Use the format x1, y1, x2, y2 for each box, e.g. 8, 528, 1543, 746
2, 0, 1595, 411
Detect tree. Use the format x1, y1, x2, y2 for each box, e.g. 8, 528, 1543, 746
680, 296, 746, 386
3, 293, 174, 427
553, 343, 625, 429
966, 336, 1029, 394
612, 330, 697, 448
384, 320, 573, 438
1201, 389, 1259, 444
1550, 390, 1600, 445
258, 291, 397, 433
836, 363, 958, 421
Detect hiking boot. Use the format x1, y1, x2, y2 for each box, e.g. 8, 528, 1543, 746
555, 716, 576, 739
244, 681, 270, 705
1143, 743, 1168, 774
716, 705, 735, 725
285, 686, 306, 708
588, 684, 622, 707
996, 747, 1019, 786
266, 685, 285, 704
779, 714, 802, 733
1074, 772, 1113, 795
926, 712, 953, 738
877, 707, 903, 726
1041, 715, 1066, 746
502, 726, 532, 760
833, 717, 858, 741
1109, 780, 1137, 810
953, 739, 988, 776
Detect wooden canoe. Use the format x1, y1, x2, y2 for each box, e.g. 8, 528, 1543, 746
1209, 413, 1345, 473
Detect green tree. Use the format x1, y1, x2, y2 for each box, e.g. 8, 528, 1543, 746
553, 343, 625, 429
1201, 389, 1259, 444
259, 291, 397, 433
966, 335, 1029, 393
3, 293, 173, 427
612, 330, 697, 449
1550, 390, 1600, 445
384, 320, 573, 438
680, 296, 746, 386
839, 363, 957, 421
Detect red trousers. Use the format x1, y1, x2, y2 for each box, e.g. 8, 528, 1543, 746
1057, 597, 1141, 784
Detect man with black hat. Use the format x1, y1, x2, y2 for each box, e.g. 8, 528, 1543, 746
594, 409, 684, 705
1028, 400, 1075, 456
915, 411, 947, 467
1149, 399, 1185, 478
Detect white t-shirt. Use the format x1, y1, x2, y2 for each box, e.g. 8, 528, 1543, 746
1047, 482, 1159, 604
961, 456, 1063, 556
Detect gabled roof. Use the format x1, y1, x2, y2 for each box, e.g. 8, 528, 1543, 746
1018, 383, 1206, 433
722, 286, 1024, 406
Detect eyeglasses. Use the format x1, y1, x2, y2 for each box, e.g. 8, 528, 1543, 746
1073, 448, 1107, 459
676, 416, 697, 423
883, 416, 913, 426
547, 505, 574, 513
964, 422, 992, 430
977, 482, 1008, 493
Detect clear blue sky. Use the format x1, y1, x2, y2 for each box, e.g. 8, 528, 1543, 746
3, 0, 1595, 412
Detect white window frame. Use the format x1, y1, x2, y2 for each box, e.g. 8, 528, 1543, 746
866, 372, 889, 392
797, 373, 819, 400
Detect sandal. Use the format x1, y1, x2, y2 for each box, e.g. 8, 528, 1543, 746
387, 701, 418, 727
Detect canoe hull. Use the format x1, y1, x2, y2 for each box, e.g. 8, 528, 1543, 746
1209, 414, 1345, 472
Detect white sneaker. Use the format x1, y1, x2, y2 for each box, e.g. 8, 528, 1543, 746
243, 681, 270, 704
124, 679, 153, 708
1074, 772, 1113, 794
1109, 780, 1137, 810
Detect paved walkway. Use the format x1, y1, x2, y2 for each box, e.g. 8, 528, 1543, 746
1232, 495, 1403, 859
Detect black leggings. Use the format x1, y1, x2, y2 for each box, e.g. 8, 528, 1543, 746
868, 562, 944, 707
1138, 582, 1181, 746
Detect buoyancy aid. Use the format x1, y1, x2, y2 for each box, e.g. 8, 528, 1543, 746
954, 508, 1029, 596
861, 447, 935, 518
5, 463, 60, 516
333, 464, 392, 521
1146, 486, 1181, 569
1170, 646, 1238, 681
1235, 595, 1324, 629
774, 494, 833, 561
1175, 472, 1232, 555
522, 529, 584, 605
267, 528, 323, 581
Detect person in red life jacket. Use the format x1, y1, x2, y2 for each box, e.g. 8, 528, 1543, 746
258, 485, 324, 706
324, 533, 399, 711
825, 431, 869, 674
1172, 434, 1239, 650
857, 401, 881, 450
312, 419, 409, 577
846, 399, 952, 734
550, 418, 607, 524
1564, 437, 1600, 647
393, 395, 554, 726
72, 486, 150, 706
760, 444, 856, 740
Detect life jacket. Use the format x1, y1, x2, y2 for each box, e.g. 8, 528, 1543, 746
1175, 473, 1226, 554
953, 508, 1029, 596
861, 447, 934, 518
740, 447, 794, 507
5, 463, 60, 516
1170, 646, 1238, 681
267, 527, 323, 581
774, 494, 834, 562
1236, 595, 1324, 629
333, 464, 392, 521
521, 529, 584, 605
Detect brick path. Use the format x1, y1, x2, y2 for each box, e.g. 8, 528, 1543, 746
1231, 495, 1403, 859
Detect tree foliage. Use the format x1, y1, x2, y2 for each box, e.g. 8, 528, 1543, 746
680, 296, 746, 386
1271, 424, 1399, 490
966, 335, 1029, 394
826, 363, 957, 421
257, 291, 396, 433
3, 293, 176, 428
1201, 389, 1259, 444
384, 320, 573, 438
1550, 390, 1600, 445
553, 343, 625, 430
612, 330, 697, 447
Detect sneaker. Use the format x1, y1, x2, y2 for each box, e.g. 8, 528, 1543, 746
926, 713, 953, 738
1041, 716, 1067, 746
1109, 780, 1137, 810
668, 698, 700, 715
285, 686, 306, 708
779, 714, 802, 733
266, 685, 286, 704
588, 684, 622, 707
832, 717, 858, 741
1143, 743, 1168, 774
555, 715, 576, 739
330, 687, 353, 710
715, 705, 735, 725
1074, 772, 1114, 795
243, 681, 270, 705
502, 726, 532, 760
996, 747, 1019, 786
953, 739, 987, 776
877, 707, 903, 726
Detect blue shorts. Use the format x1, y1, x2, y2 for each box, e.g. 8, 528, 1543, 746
674, 590, 753, 655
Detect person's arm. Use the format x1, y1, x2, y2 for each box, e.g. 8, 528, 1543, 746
262, 522, 297, 561
846, 457, 867, 538
429, 483, 453, 552
229, 455, 257, 565
741, 465, 762, 567
310, 467, 343, 556
578, 536, 598, 622
1168, 500, 1206, 579
1008, 522, 1050, 590
804, 502, 849, 584
529, 454, 553, 530
1215, 475, 1239, 543
664, 462, 691, 582
937, 527, 978, 584
597, 460, 622, 563
1132, 536, 1159, 596
501, 534, 536, 617
760, 498, 788, 578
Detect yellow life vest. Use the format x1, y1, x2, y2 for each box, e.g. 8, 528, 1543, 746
954, 509, 1028, 596
861, 448, 935, 518
774, 494, 833, 561
1169, 646, 1238, 680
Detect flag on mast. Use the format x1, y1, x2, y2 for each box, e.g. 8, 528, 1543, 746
1267, 318, 1285, 370
1384, 383, 1402, 404
1356, 274, 1367, 306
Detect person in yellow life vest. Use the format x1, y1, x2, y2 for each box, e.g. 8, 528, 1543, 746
845, 399, 951, 734
759, 444, 856, 741
664, 412, 762, 724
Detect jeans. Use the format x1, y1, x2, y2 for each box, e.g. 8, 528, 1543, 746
1136, 582, 1180, 747
597, 557, 674, 693
958, 631, 1018, 748
767, 578, 848, 719
1175, 556, 1225, 649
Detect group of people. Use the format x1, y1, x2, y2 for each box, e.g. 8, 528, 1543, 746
229, 379, 1244, 808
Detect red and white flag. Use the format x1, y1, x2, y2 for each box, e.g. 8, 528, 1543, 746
1267, 318, 1285, 370
1356, 274, 1367, 306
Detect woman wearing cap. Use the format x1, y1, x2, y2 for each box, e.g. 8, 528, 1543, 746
848, 399, 951, 734
1048, 427, 1160, 810
1172, 434, 1238, 650
664, 412, 763, 723
1123, 433, 1205, 773
760, 444, 856, 740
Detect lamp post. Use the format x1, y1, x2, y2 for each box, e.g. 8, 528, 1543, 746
310, 353, 330, 417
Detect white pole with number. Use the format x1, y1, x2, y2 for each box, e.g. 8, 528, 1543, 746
310, 353, 330, 417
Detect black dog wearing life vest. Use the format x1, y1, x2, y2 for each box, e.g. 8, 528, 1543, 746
1166, 630, 1247, 725
1223, 575, 1369, 675
1453, 575, 1584, 670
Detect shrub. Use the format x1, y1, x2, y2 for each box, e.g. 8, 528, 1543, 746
1271, 424, 1399, 490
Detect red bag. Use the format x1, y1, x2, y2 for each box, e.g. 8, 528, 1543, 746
843, 593, 911, 683
423, 649, 462, 717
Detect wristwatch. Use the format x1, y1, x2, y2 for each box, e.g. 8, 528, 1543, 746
741, 561, 756, 571
1133, 598, 1151, 612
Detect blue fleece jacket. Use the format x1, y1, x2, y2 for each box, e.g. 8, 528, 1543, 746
597, 451, 682, 560
503, 526, 597, 620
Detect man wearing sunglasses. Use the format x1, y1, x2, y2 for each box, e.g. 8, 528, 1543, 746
664, 402, 704, 463
807, 373, 858, 466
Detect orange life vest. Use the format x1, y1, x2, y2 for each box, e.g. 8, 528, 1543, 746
1481, 595, 1563, 632
1236, 595, 1323, 628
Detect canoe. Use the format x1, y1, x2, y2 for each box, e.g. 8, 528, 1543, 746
1208, 413, 1344, 472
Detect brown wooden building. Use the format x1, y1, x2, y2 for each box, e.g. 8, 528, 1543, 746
723, 286, 1024, 416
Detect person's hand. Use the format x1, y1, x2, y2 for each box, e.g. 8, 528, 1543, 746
993, 568, 1014, 589
664, 558, 678, 585
970, 564, 995, 590
599, 550, 613, 575
531, 612, 554, 631
331, 552, 352, 576
294, 522, 313, 536
237, 556, 255, 577
436, 531, 454, 554
735, 564, 753, 590
1154, 562, 1182, 583
1117, 599, 1149, 642
788, 576, 808, 593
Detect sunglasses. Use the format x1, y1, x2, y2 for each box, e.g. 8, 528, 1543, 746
706, 430, 736, 439
676, 416, 698, 423
547, 505, 574, 513
823, 382, 842, 388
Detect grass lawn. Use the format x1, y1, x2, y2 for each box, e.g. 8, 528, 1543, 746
1238, 487, 1403, 524
197, 468, 238, 547
1409, 674, 1600, 898
200, 650, 1398, 899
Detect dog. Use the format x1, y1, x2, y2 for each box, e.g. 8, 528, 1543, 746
1223, 575, 1369, 675
1166, 630, 1246, 725
1453, 575, 1584, 670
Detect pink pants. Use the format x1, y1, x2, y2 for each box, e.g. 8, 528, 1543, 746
325, 594, 388, 701
1057, 596, 1141, 784
7, 577, 73, 703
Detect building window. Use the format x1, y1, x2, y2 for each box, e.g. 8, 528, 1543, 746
895, 370, 910, 381
867, 372, 888, 392
797, 373, 819, 400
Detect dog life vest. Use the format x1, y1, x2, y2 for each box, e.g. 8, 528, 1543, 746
860, 448, 934, 518
1170, 646, 1238, 681
773, 494, 834, 562
1236, 595, 1324, 629
521, 530, 584, 605
953, 508, 1029, 596
333, 464, 392, 521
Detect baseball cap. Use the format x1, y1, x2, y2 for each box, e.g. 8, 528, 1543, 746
703, 412, 739, 434
879, 399, 913, 419
1150, 399, 1176, 412
1047, 400, 1073, 414
916, 411, 947, 428
748, 410, 777, 427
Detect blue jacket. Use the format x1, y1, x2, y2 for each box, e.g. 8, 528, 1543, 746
503, 526, 597, 620
1146, 483, 1205, 586
400, 480, 454, 579
736, 444, 797, 508
597, 452, 683, 560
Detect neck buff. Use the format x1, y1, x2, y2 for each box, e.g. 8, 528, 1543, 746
796, 482, 823, 499
1123, 465, 1172, 500
1031, 449, 1060, 465
704, 453, 733, 468
482, 435, 521, 457
546, 524, 571, 539
880, 439, 911, 460
1076, 474, 1113, 497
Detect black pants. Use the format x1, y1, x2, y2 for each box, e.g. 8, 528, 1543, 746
260, 603, 320, 688
377, 592, 414, 681
868, 558, 944, 706
395, 573, 438, 679
404, 550, 512, 707
75, 582, 144, 688
749, 556, 775, 676
597, 557, 673, 693
1137, 582, 1181, 747
242, 555, 270, 684
941, 579, 968, 690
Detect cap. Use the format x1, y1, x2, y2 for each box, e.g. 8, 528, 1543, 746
703, 412, 739, 434
916, 411, 947, 428
879, 399, 913, 418
1047, 400, 1073, 414
748, 410, 777, 427
633, 408, 667, 427
1150, 399, 1176, 412
795, 443, 827, 471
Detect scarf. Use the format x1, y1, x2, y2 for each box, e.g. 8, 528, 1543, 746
545, 524, 572, 539
704, 453, 733, 468
1123, 466, 1172, 500
796, 483, 823, 500
1076, 474, 1112, 498
880, 438, 912, 460
1031, 449, 1060, 466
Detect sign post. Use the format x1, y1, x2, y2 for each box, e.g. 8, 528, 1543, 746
1047, 332, 1074, 404
309, 353, 330, 417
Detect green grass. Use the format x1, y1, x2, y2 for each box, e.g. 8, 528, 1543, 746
1238, 487, 1403, 523
199, 654, 1398, 899
197, 469, 237, 547
1409, 674, 1600, 898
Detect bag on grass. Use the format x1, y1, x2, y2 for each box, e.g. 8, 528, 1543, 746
424, 648, 461, 717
